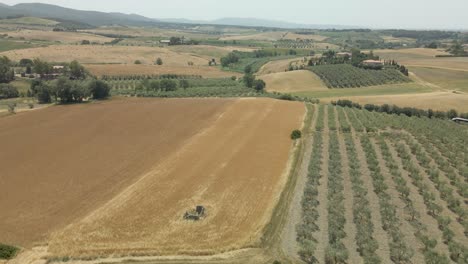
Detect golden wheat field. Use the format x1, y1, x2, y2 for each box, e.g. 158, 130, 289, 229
262, 70, 327, 93
0, 98, 305, 258
0, 45, 209, 65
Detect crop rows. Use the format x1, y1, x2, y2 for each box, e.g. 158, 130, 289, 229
325, 107, 349, 263
309, 64, 411, 88
296, 104, 468, 263
297, 105, 324, 263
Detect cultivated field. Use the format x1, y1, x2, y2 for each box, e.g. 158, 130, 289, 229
262, 70, 326, 93
219, 31, 328, 42
85, 64, 240, 78
0, 29, 114, 44
0, 98, 305, 259
257, 57, 310, 75
0, 45, 209, 65
295, 104, 468, 264
374, 48, 468, 71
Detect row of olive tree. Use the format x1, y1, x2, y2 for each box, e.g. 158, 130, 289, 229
331, 99, 467, 120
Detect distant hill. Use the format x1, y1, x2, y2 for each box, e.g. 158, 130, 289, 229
0, 2, 355, 30
160, 17, 356, 30
0, 3, 161, 27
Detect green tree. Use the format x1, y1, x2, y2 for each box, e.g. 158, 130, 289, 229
33, 58, 52, 75
69, 60, 85, 79
156, 58, 163, 65
87, 79, 110, 99
253, 79, 266, 92
179, 79, 190, 90
36, 83, 52, 104
243, 73, 255, 88
160, 79, 177, 91
0, 84, 19, 99
19, 58, 33, 67
0, 56, 14, 83
244, 65, 252, 74
134, 60, 142, 64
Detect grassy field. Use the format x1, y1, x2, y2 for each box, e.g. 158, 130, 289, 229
0, 29, 114, 44
0, 17, 59, 26
0, 98, 305, 259
0, 39, 36, 52
410, 66, 468, 92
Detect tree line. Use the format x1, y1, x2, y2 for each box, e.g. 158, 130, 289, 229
332, 99, 468, 120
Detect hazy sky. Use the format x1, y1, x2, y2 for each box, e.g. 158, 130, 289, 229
2, 0, 468, 29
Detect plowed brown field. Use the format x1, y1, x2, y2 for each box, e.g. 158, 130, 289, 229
0, 98, 305, 258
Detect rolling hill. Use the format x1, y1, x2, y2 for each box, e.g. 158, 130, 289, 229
0, 3, 160, 26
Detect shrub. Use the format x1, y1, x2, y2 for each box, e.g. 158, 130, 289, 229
0, 243, 18, 259
134, 60, 142, 64
0, 84, 19, 99
155, 58, 163, 65
291, 129, 302, 140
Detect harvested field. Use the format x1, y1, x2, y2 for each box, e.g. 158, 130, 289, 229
0, 29, 113, 44
0, 98, 233, 247
167, 45, 256, 60
257, 57, 309, 75
0, 98, 305, 259
410, 66, 468, 92
85, 64, 241, 78
374, 48, 468, 72
283, 32, 328, 41
0, 45, 209, 65
219, 31, 328, 42
219, 32, 287, 41
261, 70, 327, 93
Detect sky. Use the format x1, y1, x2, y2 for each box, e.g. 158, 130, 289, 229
2, 0, 468, 30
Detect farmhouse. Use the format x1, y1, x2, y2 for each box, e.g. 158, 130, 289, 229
452, 117, 468, 123
53, 65, 65, 73
362, 59, 384, 69
337, 52, 352, 58
159, 39, 171, 45
362, 60, 383, 66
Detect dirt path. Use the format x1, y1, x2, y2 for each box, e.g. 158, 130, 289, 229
313, 106, 329, 263
280, 104, 318, 262
386, 139, 450, 255
371, 138, 425, 263
334, 108, 362, 263
351, 131, 392, 263
398, 140, 468, 245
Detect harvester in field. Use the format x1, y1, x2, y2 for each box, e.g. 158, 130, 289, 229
183, 205, 206, 221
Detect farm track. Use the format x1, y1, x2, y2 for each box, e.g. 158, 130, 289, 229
313, 106, 329, 263
396, 140, 468, 245
370, 138, 425, 263
280, 104, 318, 262
351, 126, 392, 263
334, 108, 362, 263
386, 140, 450, 255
